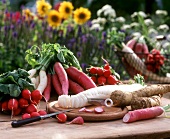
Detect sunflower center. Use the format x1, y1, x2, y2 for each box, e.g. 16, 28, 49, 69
65, 7, 70, 14
79, 13, 86, 19
51, 15, 58, 22
42, 5, 46, 12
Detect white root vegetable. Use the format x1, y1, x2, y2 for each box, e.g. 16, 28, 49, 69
28, 69, 37, 78
35, 75, 40, 89
30, 77, 36, 86
58, 84, 145, 108
36, 70, 48, 94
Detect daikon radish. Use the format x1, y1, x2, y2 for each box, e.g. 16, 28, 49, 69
58, 84, 145, 108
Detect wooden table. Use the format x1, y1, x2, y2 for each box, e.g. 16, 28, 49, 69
0, 97, 170, 139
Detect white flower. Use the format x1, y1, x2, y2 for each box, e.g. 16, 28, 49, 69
115, 17, 125, 23
97, 17, 107, 25
162, 42, 170, 48
144, 19, 154, 26
97, 9, 103, 17
90, 23, 103, 31
131, 12, 138, 18
157, 24, 169, 32
166, 34, 170, 40
148, 28, 158, 35
132, 32, 141, 38
111, 27, 117, 31
101, 4, 112, 11
121, 24, 131, 30
155, 10, 168, 16
138, 11, 147, 18
104, 8, 116, 18
130, 22, 140, 28
91, 19, 99, 24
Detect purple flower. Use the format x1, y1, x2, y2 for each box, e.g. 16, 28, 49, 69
81, 35, 87, 43
81, 63, 87, 70
12, 32, 18, 38
102, 31, 107, 39
10, 24, 15, 30
30, 22, 35, 29
67, 25, 73, 33
77, 51, 82, 58
2, 0, 6, 4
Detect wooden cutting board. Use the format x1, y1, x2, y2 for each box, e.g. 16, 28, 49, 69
47, 101, 128, 121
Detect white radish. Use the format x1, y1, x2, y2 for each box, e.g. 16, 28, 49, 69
58, 84, 145, 108
36, 70, 48, 94
35, 75, 40, 89
28, 69, 37, 78
30, 77, 36, 86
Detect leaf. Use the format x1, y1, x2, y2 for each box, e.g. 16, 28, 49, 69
8, 84, 21, 97
57, 52, 65, 63
18, 78, 35, 91
0, 84, 10, 94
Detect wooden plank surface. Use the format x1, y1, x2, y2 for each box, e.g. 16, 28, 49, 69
0, 97, 170, 139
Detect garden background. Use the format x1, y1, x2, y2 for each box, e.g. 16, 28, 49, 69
0, 0, 170, 81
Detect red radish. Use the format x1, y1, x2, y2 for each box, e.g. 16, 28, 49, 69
89, 67, 97, 74
8, 98, 18, 111
91, 76, 97, 83
66, 66, 97, 90
52, 73, 63, 95
68, 116, 84, 125
31, 99, 40, 106
107, 75, 119, 85
102, 57, 110, 70
54, 62, 69, 95
43, 74, 52, 102
31, 90, 42, 101
21, 89, 31, 100
56, 113, 67, 123
38, 110, 47, 116
36, 70, 48, 94
94, 106, 105, 114
0, 102, 2, 112
68, 78, 84, 94
1, 101, 9, 111
22, 113, 31, 120
97, 68, 104, 76
97, 76, 106, 85
13, 107, 22, 116
31, 112, 40, 118
103, 70, 111, 78
18, 98, 29, 108
123, 106, 164, 123
25, 104, 37, 114
78, 107, 94, 113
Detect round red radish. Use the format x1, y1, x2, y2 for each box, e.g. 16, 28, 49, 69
97, 76, 106, 85
8, 98, 18, 111
103, 70, 111, 78
97, 68, 104, 76
25, 104, 37, 114
22, 113, 31, 120
107, 75, 119, 85
104, 64, 110, 70
31, 99, 40, 105
91, 76, 97, 83
21, 89, 31, 100
18, 98, 29, 108
94, 106, 104, 114
1, 101, 9, 111
56, 113, 67, 123
31, 90, 42, 101
31, 112, 40, 118
13, 107, 22, 116
38, 110, 47, 116
89, 67, 97, 74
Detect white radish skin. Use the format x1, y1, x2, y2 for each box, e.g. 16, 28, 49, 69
36, 70, 48, 94
28, 69, 37, 78
58, 84, 146, 108
30, 78, 36, 87
35, 75, 40, 89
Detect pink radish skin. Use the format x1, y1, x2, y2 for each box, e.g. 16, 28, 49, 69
66, 66, 97, 90
54, 62, 69, 95
18, 98, 29, 108
68, 116, 84, 125
22, 113, 31, 120
38, 110, 47, 116
68, 78, 84, 94
31, 90, 42, 101
52, 73, 63, 95
43, 74, 52, 102
78, 107, 94, 113
31, 112, 40, 118
94, 106, 105, 114
126, 39, 137, 49
21, 89, 31, 100
25, 104, 37, 114
8, 98, 18, 111
13, 107, 22, 116
123, 106, 164, 123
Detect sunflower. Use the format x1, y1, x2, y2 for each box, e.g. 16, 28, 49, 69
22, 8, 34, 21
36, 0, 51, 17
59, 1, 74, 19
47, 10, 62, 27
73, 7, 91, 25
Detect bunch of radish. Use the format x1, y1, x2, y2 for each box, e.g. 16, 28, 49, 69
0, 89, 46, 118
87, 58, 120, 86
145, 49, 165, 73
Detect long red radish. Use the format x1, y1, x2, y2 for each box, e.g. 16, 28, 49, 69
52, 73, 63, 95
36, 70, 48, 94
123, 106, 164, 123
68, 78, 84, 94
54, 62, 69, 95
43, 74, 52, 102
66, 66, 97, 90
68, 116, 84, 125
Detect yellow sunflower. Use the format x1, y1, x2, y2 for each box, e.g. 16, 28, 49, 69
36, 0, 52, 17
22, 8, 33, 21
59, 1, 74, 19
47, 10, 62, 27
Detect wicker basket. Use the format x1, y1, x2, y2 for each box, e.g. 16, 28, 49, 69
116, 51, 170, 84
